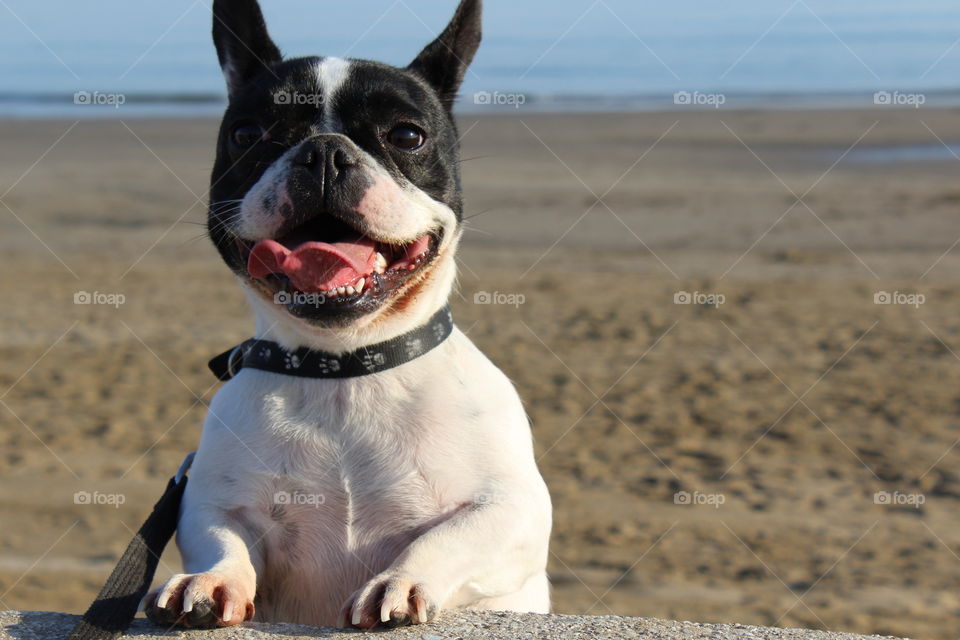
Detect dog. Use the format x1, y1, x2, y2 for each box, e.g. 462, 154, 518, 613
142, 0, 552, 630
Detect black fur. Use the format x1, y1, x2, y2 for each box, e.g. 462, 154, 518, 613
212, 0, 282, 98
409, 0, 483, 109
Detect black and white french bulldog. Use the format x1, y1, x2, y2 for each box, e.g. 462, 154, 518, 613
142, 0, 551, 630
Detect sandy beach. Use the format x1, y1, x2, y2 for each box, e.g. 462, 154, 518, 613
1, 108, 959, 640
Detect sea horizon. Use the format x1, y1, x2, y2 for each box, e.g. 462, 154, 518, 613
2, 0, 960, 119
1, 87, 959, 120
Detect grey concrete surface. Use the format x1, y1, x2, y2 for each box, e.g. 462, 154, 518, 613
0, 610, 910, 640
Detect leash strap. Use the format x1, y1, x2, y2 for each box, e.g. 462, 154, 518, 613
67, 453, 194, 640
209, 305, 454, 381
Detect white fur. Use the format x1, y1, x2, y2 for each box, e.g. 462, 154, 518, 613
355, 165, 456, 243
235, 145, 298, 240
163, 330, 551, 626
315, 57, 351, 133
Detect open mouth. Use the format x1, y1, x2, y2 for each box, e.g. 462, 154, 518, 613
244, 215, 440, 315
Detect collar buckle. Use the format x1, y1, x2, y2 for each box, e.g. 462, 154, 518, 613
226, 345, 245, 379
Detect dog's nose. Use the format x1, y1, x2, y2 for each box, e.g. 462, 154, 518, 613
292, 144, 317, 168
292, 136, 360, 184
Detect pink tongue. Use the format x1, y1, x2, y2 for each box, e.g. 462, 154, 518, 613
248, 237, 378, 292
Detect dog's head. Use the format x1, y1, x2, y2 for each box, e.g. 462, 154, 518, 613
208, 0, 480, 344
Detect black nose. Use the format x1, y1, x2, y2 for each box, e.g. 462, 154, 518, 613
292, 136, 360, 184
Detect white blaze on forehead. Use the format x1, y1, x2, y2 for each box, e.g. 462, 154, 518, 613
315, 57, 352, 132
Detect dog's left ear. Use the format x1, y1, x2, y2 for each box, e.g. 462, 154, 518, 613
408, 0, 482, 109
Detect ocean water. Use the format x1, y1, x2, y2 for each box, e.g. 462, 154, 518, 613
1, 0, 960, 117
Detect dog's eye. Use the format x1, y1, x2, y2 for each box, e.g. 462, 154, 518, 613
386, 125, 426, 151
232, 123, 266, 148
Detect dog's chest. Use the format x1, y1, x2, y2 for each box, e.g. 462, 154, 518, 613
221, 368, 479, 587
261, 419, 457, 552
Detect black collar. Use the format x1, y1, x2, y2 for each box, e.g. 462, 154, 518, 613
208, 306, 454, 381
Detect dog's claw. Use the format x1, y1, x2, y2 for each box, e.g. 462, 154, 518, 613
341, 574, 438, 629
144, 572, 254, 629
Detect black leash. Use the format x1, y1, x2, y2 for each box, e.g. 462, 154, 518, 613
66, 453, 194, 640
67, 307, 456, 639
209, 305, 454, 381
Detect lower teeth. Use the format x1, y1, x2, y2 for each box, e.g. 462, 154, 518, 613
322, 276, 368, 299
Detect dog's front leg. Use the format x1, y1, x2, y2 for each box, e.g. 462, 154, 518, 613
340, 480, 551, 629
143, 499, 261, 629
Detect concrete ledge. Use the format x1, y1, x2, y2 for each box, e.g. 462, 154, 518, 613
0, 611, 909, 640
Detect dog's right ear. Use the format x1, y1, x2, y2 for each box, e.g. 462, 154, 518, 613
408, 0, 482, 109
213, 0, 282, 98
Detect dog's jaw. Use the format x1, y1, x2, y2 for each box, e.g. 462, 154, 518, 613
245, 229, 461, 353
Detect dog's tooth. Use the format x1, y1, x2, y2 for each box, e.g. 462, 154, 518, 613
374, 252, 388, 273
355, 278, 365, 294
337, 286, 346, 296
345, 286, 356, 295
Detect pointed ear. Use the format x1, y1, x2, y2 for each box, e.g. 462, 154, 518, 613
408, 0, 482, 109
212, 0, 282, 98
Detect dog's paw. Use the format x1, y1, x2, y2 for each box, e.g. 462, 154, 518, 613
142, 572, 254, 629
338, 573, 440, 629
